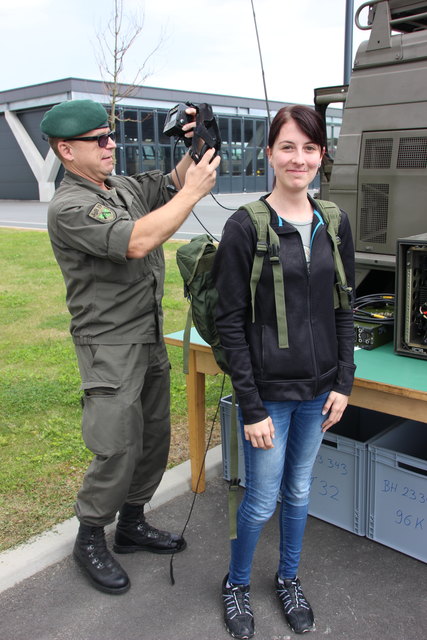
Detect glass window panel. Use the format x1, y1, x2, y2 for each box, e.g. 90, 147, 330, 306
125, 146, 140, 175
141, 145, 157, 171
140, 111, 155, 143
244, 120, 253, 145
158, 145, 172, 173
124, 111, 138, 143
219, 117, 229, 145
220, 149, 230, 176
255, 120, 264, 146
232, 119, 242, 144
256, 148, 265, 176
231, 147, 242, 175
329, 125, 340, 157
244, 148, 254, 176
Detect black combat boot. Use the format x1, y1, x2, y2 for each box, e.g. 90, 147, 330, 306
73, 523, 130, 594
113, 503, 186, 555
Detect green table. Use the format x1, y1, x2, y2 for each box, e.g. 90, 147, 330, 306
352, 343, 426, 421
165, 331, 427, 492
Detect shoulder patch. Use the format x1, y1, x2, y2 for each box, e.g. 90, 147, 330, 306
88, 203, 117, 223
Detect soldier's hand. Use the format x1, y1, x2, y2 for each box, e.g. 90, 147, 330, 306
184, 148, 220, 199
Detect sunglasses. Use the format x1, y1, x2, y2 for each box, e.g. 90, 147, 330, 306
64, 131, 116, 148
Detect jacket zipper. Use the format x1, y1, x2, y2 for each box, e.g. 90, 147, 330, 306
299, 234, 319, 396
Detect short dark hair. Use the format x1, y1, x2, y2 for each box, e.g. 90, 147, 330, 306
268, 105, 326, 150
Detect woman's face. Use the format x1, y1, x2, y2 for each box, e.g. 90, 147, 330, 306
267, 118, 324, 193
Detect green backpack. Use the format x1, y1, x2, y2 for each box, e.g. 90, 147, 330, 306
175, 198, 352, 374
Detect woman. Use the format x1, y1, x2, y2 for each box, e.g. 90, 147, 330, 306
212, 105, 355, 638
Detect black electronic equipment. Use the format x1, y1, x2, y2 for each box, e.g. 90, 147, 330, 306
163, 101, 221, 163
395, 233, 427, 360
354, 321, 394, 350
163, 102, 194, 139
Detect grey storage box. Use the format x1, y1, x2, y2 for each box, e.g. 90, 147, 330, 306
308, 406, 401, 535
367, 419, 427, 562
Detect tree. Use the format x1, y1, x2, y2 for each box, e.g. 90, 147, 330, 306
95, 0, 164, 131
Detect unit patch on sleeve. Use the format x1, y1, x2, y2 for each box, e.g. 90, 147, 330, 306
88, 203, 117, 223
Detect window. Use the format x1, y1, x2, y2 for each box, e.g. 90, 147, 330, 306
231, 147, 242, 175
244, 120, 253, 145
232, 119, 242, 144
124, 111, 138, 143
256, 148, 265, 176
158, 146, 172, 173
244, 148, 254, 176
219, 117, 229, 145
140, 111, 155, 143
126, 147, 140, 175
141, 145, 156, 171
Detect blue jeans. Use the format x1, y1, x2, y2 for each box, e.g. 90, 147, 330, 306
228, 393, 328, 585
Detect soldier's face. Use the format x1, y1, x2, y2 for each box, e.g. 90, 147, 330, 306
65, 127, 116, 185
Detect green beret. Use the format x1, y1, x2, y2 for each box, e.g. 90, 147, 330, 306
40, 99, 109, 138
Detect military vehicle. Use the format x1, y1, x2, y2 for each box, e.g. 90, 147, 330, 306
315, 0, 427, 293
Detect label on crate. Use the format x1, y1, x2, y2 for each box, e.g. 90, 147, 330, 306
380, 478, 426, 531
370, 464, 427, 562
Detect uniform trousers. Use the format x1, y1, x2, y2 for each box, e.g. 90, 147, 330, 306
74, 341, 171, 527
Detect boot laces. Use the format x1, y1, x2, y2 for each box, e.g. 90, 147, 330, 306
277, 578, 310, 614
223, 585, 253, 621
86, 529, 115, 569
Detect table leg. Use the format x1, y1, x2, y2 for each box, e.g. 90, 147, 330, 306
186, 348, 207, 492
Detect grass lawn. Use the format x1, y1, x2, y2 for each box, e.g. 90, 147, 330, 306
0, 228, 230, 552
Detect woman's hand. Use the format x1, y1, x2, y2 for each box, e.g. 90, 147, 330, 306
321, 391, 349, 432
244, 417, 275, 449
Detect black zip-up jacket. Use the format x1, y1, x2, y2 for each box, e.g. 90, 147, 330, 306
212, 195, 356, 425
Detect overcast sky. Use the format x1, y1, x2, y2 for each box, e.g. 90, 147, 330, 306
0, 0, 369, 105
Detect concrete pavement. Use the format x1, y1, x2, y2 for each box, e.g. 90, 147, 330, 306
0, 193, 265, 238
1, 454, 426, 640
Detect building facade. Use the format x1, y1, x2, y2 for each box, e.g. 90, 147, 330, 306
0, 78, 342, 201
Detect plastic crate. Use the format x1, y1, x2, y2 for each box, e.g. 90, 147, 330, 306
367, 420, 427, 562
220, 395, 246, 486
308, 406, 401, 535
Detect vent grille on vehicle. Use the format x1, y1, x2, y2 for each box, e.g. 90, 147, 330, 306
397, 137, 427, 168
363, 138, 393, 169
360, 183, 389, 244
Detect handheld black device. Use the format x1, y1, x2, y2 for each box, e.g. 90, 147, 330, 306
163, 101, 221, 163
163, 102, 194, 140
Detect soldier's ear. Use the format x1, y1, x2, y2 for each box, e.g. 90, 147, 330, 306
57, 141, 74, 162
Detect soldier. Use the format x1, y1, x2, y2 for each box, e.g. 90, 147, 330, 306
41, 99, 220, 594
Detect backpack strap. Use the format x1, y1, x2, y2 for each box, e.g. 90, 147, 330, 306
241, 201, 289, 349
313, 200, 353, 310
228, 389, 239, 540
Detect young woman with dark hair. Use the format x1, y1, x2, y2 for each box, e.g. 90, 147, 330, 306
213, 105, 355, 638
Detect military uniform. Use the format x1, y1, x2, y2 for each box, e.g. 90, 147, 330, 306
48, 169, 175, 526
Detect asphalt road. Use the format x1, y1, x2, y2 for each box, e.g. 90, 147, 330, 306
0, 192, 264, 240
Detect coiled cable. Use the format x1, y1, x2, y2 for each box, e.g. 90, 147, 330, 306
353, 293, 395, 325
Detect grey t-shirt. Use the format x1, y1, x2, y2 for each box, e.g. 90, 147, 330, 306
282, 217, 313, 269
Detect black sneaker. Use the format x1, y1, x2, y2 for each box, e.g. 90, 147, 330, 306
275, 574, 314, 634
222, 574, 255, 639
